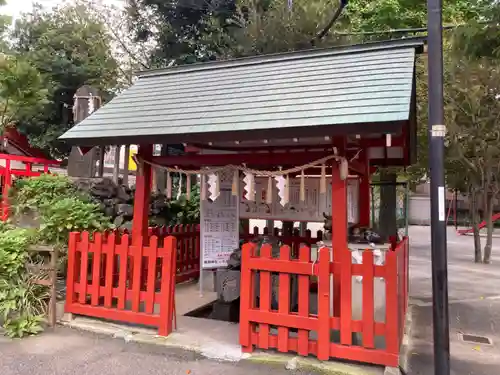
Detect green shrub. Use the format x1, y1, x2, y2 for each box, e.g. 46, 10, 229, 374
9, 174, 81, 215
9, 174, 113, 246
39, 197, 112, 245
2, 174, 113, 338
0, 227, 33, 279
0, 225, 47, 338
163, 185, 200, 225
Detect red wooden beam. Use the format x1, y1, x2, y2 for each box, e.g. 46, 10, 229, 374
132, 145, 153, 244
359, 136, 405, 148
0, 153, 60, 165
151, 150, 366, 169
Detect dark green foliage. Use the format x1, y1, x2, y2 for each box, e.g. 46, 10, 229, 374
0, 223, 47, 338
127, 0, 238, 66
10, 3, 118, 158
9, 174, 113, 246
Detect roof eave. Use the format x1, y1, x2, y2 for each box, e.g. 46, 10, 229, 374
60, 120, 407, 147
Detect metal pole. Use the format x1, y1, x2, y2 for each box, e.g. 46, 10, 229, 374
427, 0, 450, 374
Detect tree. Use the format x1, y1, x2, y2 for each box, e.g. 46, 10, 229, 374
69, 0, 154, 88
445, 53, 500, 264
126, 0, 239, 66
453, 1, 500, 60
0, 55, 48, 131
0, 0, 10, 52
9, 2, 118, 158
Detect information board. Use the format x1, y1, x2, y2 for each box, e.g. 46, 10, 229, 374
200, 172, 239, 269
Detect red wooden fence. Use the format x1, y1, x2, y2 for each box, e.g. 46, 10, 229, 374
116, 224, 201, 284
239, 237, 409, 367
241, 226, 323, 259
65, 232, 177, 336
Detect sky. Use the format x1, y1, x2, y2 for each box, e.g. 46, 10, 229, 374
3, 0, 123, 21
4, 0, 64, 19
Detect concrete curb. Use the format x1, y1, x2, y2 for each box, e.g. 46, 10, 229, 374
384, 305, 413, 375
245, 352, 383, 375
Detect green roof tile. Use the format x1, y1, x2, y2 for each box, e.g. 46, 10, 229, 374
60, 39, 423, 145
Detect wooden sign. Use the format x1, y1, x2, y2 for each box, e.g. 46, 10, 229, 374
200, 171, 239, 269
239, 177, 359, 223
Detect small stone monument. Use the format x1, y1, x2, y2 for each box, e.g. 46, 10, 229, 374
67, 85, 102, 178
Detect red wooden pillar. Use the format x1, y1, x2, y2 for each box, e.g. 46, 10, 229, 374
331, 158, 348, 318
1, 160, 11, 221
132, 144, 153, 244
358, 151, 371, 227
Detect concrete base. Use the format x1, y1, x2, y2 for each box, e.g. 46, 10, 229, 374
61, 315, 385, 374
383, 366, 401, 375
382, 305, 413, 375
55, 283, 412, 375
198, 269, 216, 293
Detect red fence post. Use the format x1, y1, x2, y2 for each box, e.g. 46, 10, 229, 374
159, 236, 177, 336
340, 247, 353, 346
145, 236, 159, 314
317, 246, 331, 361
297, 245, 311, 356
277, 245, 291, 353
239, 242, 256, 353
91, 233, 103, 306
65, 232, 80, 311
385, 250, 399, 364
362, 250, 375, 348
104, 233, 116, 308
195, 224, 201, 277
78, 232, 90, 305
131, 236, 144, 312
117, 234, 129, 310
258, 244, 272, 349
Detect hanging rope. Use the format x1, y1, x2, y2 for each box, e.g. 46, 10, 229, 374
133, 151, 361, 177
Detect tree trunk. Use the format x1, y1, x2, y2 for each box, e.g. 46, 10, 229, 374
483, 193, 494, 264
471, 189, 482, 263
378, 170, 398, 239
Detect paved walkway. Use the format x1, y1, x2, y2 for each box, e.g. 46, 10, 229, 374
407, 226, 500, 375
0, 328, 320, 375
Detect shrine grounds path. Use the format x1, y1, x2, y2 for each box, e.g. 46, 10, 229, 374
1, 226, 499, 375
407, 226, 500, 375
0, 327, 322, 375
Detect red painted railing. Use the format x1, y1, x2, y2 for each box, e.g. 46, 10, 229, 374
149, 224, 200, 284
0, 153, 60, 221
65, 232, 177, 336
239, 237, 410, 367
115, 224, 201, 284
241, 226, 323, 258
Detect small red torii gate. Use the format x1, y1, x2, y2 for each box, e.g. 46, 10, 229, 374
0, 153, 61, 221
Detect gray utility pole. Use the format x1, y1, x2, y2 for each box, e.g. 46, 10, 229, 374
427, 0, 450, 374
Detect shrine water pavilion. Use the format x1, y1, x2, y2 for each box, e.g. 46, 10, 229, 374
60, 38, 421, 370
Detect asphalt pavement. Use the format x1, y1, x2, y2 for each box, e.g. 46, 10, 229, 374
0, 327, 321, 375
407, 226, 500, 375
